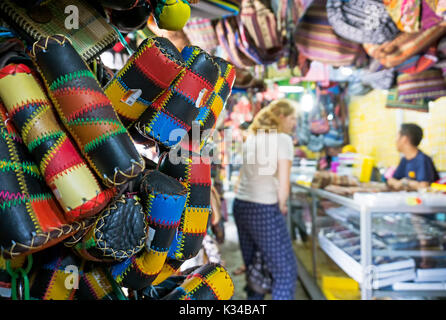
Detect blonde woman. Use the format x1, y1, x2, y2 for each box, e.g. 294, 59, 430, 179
233, 99, 298, 300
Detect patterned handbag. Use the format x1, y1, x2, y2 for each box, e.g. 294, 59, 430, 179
134, 45, 219, 149
162, 263, 234, 300
159, 146, 212, 261
105, 37, 185, 128
383, 0, 421, 33
326, 0, 400, 44
295, 0, 363, 66
183, 18, 219, 53
0, 63, 113, 221
223, 17, 257, 68
31, 35, 145, 188
396, 68, 446, 102
363, 24, 446, 68
240, 0, 282, 51
109, 170, 187, 290
0, 0, 118, 62
149, 0, 191, 31
0, 103, 85, 259
73, 194, 148, 262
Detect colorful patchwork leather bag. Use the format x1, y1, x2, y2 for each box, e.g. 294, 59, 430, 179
0, 63, 113, 221
0, 103, 86, 259
31, 34, 145, 188
105, 37, 185, 128
159, 145, 212, 261
162, 263, 234, 300
135, 45, 219, 149
109, 170, 187, 290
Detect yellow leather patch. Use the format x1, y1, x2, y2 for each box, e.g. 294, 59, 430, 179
105, 82, 148, 122
0, 72, 48, 113
50, 163, 101, 212
135, 249, 168, 276
151, 262, 178, 286
183, 207, 210, 234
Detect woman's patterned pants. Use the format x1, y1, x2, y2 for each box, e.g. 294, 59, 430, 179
233, 198, 298, 300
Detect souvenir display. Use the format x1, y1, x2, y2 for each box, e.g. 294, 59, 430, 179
31, 35, 145, 188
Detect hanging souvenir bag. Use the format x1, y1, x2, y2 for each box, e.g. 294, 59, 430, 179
0, 104, 86, 259
295, 0, 363, 66
31, 35, 145, 188
105, 37, 185, 128
0, 0, 118, 62
159, 145, 212, 261
0, 63, 113, 221
109, 170, 187, 290
326, 0, 400, 44
134, 45, 219, 149
363, 23, 446, 68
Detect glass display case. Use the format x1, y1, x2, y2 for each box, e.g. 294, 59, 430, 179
288, 182, 446, 300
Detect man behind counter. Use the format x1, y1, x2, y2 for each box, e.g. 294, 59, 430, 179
387, 123, 439, 191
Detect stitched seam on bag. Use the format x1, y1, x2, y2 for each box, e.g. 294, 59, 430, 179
49, 70, 96, 91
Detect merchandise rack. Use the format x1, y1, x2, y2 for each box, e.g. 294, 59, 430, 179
289, 183, 446, 300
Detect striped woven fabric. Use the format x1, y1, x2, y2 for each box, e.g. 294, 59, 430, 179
386, 88, 429, 112
394, 46, 438, 74
0, 64, 113, 221
363, 24, 446, 68
159, 146, 212, 261
240, 0, 281, 51
73, 194, 147, 262
295, 0, 362, 66
0, 0, 117, 62
162, 263, 234, 300
183, 18, 219, 52
104, 37, 185, 128
397, 68, 446, 102
31, 35, 145, 187
109, 170, 187, 290
0, 103, 85, 259
136, 45, 219, 149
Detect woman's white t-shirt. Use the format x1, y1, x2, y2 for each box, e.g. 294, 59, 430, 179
236, 132, 294, 205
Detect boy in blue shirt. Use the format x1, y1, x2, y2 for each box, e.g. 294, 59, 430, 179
387, 123, 439, 191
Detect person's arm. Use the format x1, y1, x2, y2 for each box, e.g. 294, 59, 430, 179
278, 159, 292, 215
387, 158, 405, 190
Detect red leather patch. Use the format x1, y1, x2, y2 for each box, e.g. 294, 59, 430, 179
134, 45, 182, 89
31, 198, 66, 232
43, 136, 85, 181
175, 70, 214, 104
189, 157, 211, 185
0, 64, 32, 79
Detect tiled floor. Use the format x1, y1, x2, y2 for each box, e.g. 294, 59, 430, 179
219, 215, 310, 300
